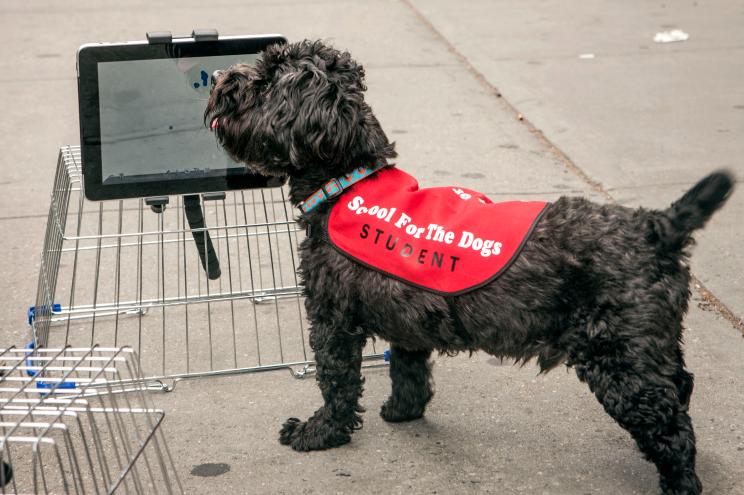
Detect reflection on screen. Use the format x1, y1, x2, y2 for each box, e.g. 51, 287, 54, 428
98, 54, 257, 184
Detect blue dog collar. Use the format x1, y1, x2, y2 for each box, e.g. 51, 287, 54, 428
299, 162, 388, 215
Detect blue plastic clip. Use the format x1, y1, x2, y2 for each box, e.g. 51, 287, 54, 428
383, 349, 391, 362
27, 304, 62, 326
36, 380, 77, 390
24, 341, 77, 391
25, 341, 37, 377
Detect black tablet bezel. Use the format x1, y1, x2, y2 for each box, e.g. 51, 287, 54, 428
77, 34, 286, 201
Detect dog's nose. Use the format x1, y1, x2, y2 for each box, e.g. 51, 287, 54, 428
210, 70, 224, 91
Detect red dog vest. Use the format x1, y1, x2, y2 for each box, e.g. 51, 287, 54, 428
325, 167, 549, 295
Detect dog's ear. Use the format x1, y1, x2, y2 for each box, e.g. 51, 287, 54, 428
254, 40, 396, 172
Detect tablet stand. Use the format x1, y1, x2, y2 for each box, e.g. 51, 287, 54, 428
24, 31, 389, 388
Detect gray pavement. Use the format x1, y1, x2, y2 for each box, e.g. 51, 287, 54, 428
1, 1, 742, 494
407, 0, 744, 317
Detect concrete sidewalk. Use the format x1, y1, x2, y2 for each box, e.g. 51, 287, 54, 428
1, 1, 742, 494
407, 0, 744, 319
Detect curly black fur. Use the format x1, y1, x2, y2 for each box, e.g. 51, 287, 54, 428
206, 40, 734, 495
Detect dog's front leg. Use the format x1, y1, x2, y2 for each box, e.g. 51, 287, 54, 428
279, 324, 365, 451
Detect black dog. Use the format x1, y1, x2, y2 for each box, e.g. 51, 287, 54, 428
206, 40, 733, 495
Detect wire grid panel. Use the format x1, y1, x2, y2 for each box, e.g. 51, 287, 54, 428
31, 147, 382, 381
0, 346, 183, 494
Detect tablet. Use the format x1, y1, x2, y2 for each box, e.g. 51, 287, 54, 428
77, 34, 286, 201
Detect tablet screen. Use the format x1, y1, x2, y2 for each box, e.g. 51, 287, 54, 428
98, 54, 256, 185
78, 35, 286, 200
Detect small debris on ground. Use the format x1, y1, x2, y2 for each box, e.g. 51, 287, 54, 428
578, 53, 595, 59
698, 300, 714, 311
654, 29, 689, 43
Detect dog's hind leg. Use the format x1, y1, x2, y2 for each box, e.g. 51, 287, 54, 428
279, 326, 366, 451
380, 346, 433, 422
572, 334, 701, 495
673, 351, 694, 410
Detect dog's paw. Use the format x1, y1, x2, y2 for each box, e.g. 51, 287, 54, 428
278, 416, 351, 451
279, 417, 303, 445
380, 399, 425, 423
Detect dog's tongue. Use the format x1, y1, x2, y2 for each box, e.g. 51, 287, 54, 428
211, 118, 219, 130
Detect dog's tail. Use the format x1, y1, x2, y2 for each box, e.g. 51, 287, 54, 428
651, 170, 734, 251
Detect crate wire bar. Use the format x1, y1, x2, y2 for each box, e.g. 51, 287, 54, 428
0, 346, 183, 494
31, 146, 384, 387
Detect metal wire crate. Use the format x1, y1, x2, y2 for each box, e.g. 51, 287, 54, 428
30, 146, 385, 387
0, 346, 182, 494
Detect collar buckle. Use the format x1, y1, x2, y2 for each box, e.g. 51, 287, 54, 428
322, 178, 343, 199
